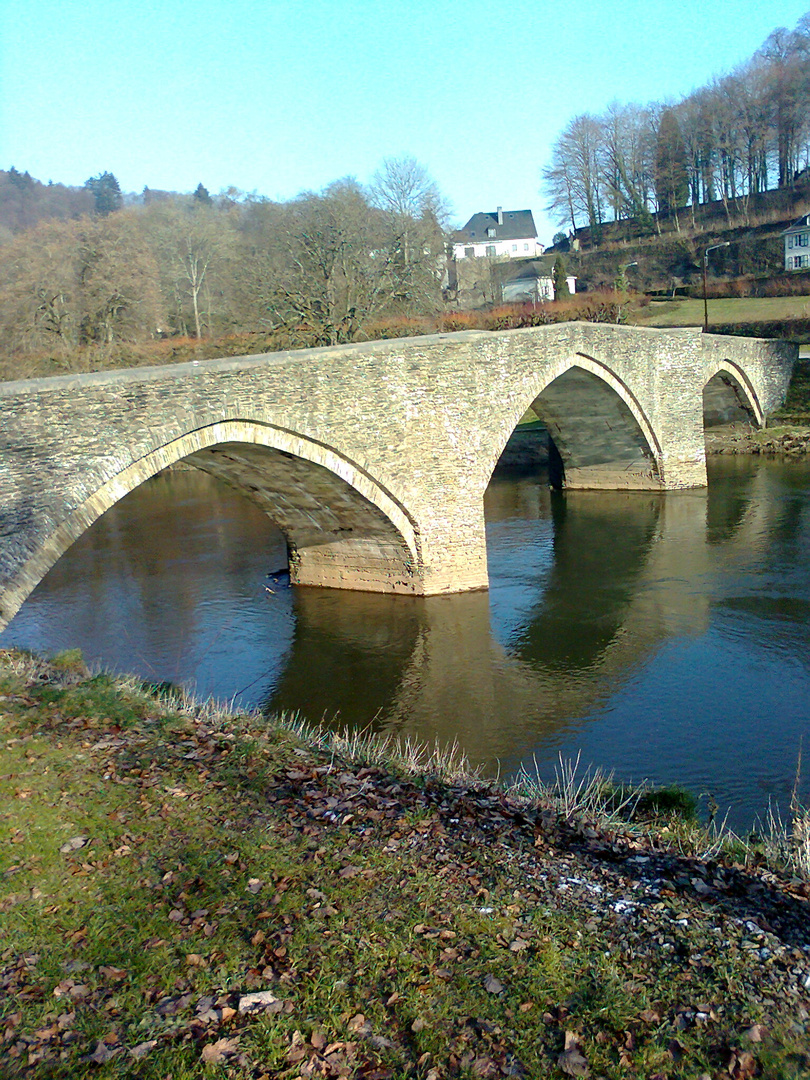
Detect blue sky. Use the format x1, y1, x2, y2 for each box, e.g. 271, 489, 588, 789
1, 0, 807, 241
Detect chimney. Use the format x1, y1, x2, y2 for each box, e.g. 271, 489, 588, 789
497, 206, 503, 226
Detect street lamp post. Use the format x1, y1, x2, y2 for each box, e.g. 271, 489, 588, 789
702, 242, 730, 332
618, 260, 638, 285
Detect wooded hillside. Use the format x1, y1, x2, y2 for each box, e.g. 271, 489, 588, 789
0, 159, 449, 377
544, 11, 810, 243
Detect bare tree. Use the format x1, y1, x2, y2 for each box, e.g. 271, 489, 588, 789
267, 179, 396, 345
258, 167, 449, 345
0, 213, 164, 365
543, 113, 606, 238
542, 153, 580, 236
655, 108, 689, 228
369, 156, 450, 224
142, 199, 234, 338
74, 213, 165, 345
0, 220, 79, 358
678, 89, 717, 212
367, 155, 448, 311
600, 101, 656, 230
760, 26, 810, 186
227, 197, 290, 331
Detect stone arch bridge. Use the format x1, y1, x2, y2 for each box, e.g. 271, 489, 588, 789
0, 322, 795, 631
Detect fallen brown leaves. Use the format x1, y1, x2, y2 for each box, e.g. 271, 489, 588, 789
200, 1036, 240, 1063
558, 1030, 589, 1076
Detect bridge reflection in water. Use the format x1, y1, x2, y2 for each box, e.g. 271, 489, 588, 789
268, 484, 714, 759
2, 458, 809, 827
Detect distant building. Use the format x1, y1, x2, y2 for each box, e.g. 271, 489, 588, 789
446, 252, 576, 309
783, 214, 810, 269
501, 257, 576, 303
452, 208, 544, 260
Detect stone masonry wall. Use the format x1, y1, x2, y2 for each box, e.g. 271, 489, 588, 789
0, 324, 795, 630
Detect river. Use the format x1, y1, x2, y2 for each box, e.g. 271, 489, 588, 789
2, 456, 809, 831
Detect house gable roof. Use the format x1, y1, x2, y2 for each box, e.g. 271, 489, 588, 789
498, 256, 558, 282
783, 214, 810, 234
454, 209, 537, 244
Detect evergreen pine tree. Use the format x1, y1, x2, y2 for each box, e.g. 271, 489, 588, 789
552, 255, 570, 300
655, 110, 689, 214
193, 183, 212, 205
84, 172, 123, 216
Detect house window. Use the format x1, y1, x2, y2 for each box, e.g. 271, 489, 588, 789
524, 243, 529, 251
464, 247, 474, 258
798, 233, 809, 247
485, 245, 496, 257
487, 227, 496, 238
511, 244, 517, 252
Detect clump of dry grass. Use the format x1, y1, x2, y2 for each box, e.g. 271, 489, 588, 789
758, 744, 810, 880
281, 714, 480, 784
510, 749, 810, 881
763, 801, 810, 879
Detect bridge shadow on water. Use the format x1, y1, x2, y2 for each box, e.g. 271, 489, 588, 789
265, 485, 669, 762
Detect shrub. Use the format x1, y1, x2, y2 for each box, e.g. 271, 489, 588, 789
710, 318, 810, 341
686, 273, 810, 300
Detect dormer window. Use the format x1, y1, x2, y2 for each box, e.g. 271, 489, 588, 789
487, 227, 496, 238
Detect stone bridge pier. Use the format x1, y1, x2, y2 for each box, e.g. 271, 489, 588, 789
0, 323, 795, 631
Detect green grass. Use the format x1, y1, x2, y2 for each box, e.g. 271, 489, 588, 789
2, 649, 809, 1078
635, 295, 810, 327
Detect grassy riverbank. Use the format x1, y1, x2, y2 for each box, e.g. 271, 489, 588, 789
2, 649, 810, 1079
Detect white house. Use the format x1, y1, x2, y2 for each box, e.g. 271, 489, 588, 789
501, 258, 576, 303
452, 208, 544, 260
783, 214, 810, 269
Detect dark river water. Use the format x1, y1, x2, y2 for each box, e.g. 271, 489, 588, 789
3, 456, 810, 831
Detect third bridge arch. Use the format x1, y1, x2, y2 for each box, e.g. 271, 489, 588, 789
0, 322, 796, 629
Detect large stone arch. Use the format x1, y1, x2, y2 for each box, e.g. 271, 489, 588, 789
1, 420, 425, 630
703, 359, 765, 428
489, 354, 662, 490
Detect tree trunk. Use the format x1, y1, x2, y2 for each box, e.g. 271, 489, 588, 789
191, 285, 202, 339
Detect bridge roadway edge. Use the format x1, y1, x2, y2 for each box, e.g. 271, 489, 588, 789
0, 324, 796, 630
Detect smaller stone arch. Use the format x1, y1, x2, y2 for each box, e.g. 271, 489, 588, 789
703, 359, 764, 429
491, 354, 663, 490
1, 421, 425, 631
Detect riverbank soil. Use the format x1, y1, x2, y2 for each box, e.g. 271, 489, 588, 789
705, 424, 810, 456
2, 651, 810, 1079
